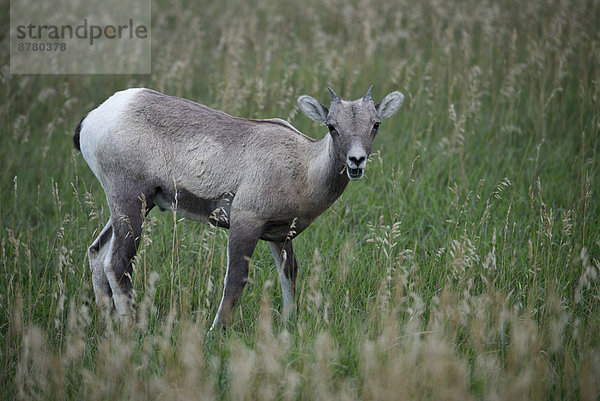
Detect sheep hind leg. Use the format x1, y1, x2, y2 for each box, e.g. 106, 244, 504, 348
103, 194, 153, 323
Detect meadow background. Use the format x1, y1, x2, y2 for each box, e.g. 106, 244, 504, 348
1, 0, 599, 399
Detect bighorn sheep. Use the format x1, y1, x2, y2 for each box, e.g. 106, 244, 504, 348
74, 86, 404, 329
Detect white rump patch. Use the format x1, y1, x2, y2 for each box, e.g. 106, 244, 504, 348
79, 88, 145, 176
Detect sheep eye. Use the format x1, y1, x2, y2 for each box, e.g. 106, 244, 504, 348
327, 124, 336, 133
373, 122, 381, 130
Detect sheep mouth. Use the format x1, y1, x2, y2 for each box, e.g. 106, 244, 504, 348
347, 167, 364, 180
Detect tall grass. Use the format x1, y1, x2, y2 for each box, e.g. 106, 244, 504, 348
1, 0, 599, 399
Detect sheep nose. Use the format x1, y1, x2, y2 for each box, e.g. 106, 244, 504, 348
348, 155, 366, 167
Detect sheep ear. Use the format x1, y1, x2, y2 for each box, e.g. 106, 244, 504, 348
298, 95, 329, 124
375, 91, 404, 119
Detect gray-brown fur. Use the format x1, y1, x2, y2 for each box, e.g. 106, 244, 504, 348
75, 86, 404, 329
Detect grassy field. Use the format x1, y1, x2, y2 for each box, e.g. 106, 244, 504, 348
1, 0, 599, 399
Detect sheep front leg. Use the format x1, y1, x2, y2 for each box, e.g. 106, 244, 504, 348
88, 220, 114, 313
211, 218, 262, 331
268, 240, 298, 320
